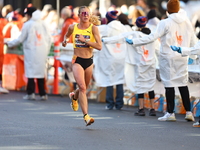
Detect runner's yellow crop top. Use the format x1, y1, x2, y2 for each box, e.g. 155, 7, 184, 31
72, 23, 96, 48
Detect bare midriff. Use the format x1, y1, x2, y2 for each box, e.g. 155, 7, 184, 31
74, 48, 93, 58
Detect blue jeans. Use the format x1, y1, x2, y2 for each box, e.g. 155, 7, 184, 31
106, 84, 124, 109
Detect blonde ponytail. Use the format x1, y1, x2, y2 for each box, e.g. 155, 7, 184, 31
89, 14, 101, 26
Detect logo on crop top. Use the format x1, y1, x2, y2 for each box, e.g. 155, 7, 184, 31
75, 34, 90, 48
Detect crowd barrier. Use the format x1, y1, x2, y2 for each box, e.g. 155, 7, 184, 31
2, 44, 26, 90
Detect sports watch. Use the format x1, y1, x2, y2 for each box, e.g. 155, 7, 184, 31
85, 39, 90, 43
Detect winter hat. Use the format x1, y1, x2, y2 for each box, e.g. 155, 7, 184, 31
106, 10, 118, 22
136, 16, 148, 28
167, 0, 180, 13
24, 7, 37, 17
147, 9, 156, 20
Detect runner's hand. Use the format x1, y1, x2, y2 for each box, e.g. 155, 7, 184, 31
62, 40, 67, 47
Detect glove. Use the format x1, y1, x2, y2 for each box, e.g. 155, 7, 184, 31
170, 46, 182, 53
188, 58, 194, 65
125, 38, 133, 45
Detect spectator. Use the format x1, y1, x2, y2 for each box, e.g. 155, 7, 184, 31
126, 16, 158, 116
6, 7, 52, 100
120, 4, 129, 15
118, 13, 134, 31
0, 6, 10, 94
171, 39, 200, 127
148, 1, 162, 20
97, 10, 128, 110
41, 4, 53, 21
92, 7, 106, 25
136, 0, 149, 15
146, 9, 160, 32
129, 5, 145, 25
60, 6, 78, 43
73, 7, 80, 23
45, 10, 59, 36
3, 11, 22, 39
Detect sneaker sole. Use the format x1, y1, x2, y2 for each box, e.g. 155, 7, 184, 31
166, 120, 176, 122
86, 118, 95, 126
158, 119, 176, 121
185, 118, 194, 122
193, 125, 200, 127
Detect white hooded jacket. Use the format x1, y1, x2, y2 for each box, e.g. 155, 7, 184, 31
7, 10, 52, 78
125, 30, 159, 93
94, 20, 128, 87
132, 10, 197, 87
102, 29, 159, 93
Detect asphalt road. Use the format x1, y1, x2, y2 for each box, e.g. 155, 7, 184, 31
0, 91, 199, 150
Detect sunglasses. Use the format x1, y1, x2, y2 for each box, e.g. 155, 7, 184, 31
81, 12, 90, 16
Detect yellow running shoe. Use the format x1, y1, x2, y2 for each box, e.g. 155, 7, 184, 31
84, 114, 94, 126
69, 92, 79, 111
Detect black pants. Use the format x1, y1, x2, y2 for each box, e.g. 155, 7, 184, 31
165, 86, 190, 113
27, 78, 46, 96
138, 90, 155, 99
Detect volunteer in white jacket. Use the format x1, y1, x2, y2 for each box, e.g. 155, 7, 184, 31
6, 7, 51, 100
125, 17, 159, 116
126, 0, 197, 122
102, 16, 159, 116
171, 41, 200, 127
95, 10, 127, 110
